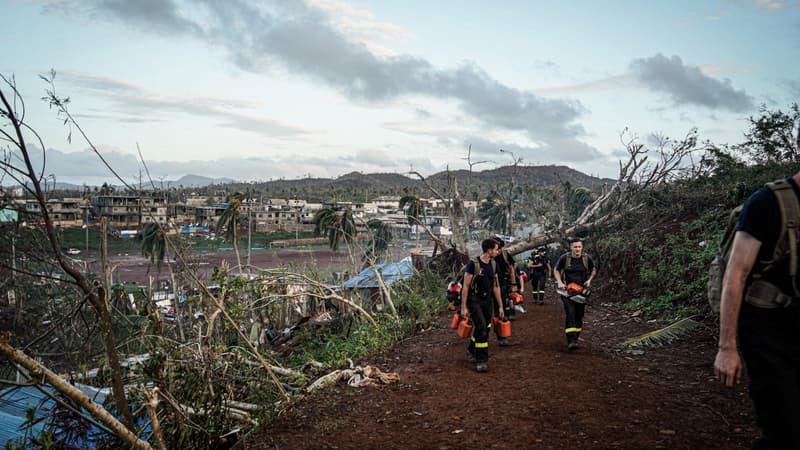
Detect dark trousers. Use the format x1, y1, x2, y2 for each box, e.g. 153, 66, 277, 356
492, 281, 514, 320
532, 272, 547, 303
739, 302, 800, 449
467, 295, 493, 363
561, 296, 585, 344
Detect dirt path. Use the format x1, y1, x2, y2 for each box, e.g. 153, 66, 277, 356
246, 286, 757, 449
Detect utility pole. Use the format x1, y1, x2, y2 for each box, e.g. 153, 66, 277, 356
101, 217, 110, 290
84, 206, 89, 255
247, 203, 252, 268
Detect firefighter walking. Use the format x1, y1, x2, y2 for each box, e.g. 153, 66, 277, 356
461, 238, 505, 372
554, 238, 597, 350
528, 246, 551, 305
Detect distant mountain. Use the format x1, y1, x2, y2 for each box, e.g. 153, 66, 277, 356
19, 167, 613, 201
172, 174, 234, 187
238, 166, 615, 203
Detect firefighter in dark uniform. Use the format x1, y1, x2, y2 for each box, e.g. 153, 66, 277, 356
528, 246, 551, 305
492, 237, 518, 331
554, 238, 596, 350
461, 238, 505, 372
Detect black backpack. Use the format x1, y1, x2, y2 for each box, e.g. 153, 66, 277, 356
457, 256, 497, 296
707, 179, 800, 313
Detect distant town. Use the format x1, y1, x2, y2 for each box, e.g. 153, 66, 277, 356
0, 186, 479, 242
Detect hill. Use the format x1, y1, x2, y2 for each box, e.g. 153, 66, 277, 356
238, 165, 614, 202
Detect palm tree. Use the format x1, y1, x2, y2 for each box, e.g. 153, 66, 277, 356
217, 191, 244, 270
478, 192, 509, 233
139, 222, 165, 266
312, 206, 357, 252
568, 187, 594, 220
399, 195, 426, 241
364, 218, 392, 262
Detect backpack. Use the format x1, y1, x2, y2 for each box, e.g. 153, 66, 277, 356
457, 256, 497, 296
562, 254, 590, 277
707, 179, 800, 313
498, 249, 516, 284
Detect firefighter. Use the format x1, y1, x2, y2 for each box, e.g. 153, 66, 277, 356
446, 278, 462, 311
527, 246, 551, 305
492, 237, 518, 345
554, 238, 597, 350
461, 238, 504, 372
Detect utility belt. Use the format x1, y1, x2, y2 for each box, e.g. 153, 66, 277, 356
744, 279, 796, 309
469, 290, 492, 302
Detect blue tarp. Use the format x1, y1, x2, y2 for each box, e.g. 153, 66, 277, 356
342, 258, 415, 289
0, 208, 18, 223
0, 383, 111, 447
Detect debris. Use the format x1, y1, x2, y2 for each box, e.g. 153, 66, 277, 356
306, 365, 401, 392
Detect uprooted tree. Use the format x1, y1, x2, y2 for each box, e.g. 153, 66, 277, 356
412, 128, 710, 275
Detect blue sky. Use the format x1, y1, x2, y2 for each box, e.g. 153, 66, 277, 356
2, 0, 799, 186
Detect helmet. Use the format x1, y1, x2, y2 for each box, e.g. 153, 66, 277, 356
537, 246, 546, 252
566, 282, 587, 296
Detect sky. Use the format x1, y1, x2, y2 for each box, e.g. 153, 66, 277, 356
2, 0, 799, 186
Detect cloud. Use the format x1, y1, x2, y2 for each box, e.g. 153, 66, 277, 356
459, 135, 605, 166
58, 71, 307, 137
58, 0, 585, 141
750, 0, 791, 12
630, 53, 754, 112
534, 75, 638, 96
15, 146, 438, 184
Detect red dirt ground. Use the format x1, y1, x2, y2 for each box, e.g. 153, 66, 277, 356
243, 282, 759, 449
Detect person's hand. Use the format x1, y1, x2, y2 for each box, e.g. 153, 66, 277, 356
557, 282, 566, 290
460, 307, 468, 319
497, 308, 504, 319
714, 348, 743, 388
585, 280, 592, 288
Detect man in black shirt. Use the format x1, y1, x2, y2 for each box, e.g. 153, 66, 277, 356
528, 246, 551, 305
554, 238, 596, 351
714, 172, 800, 449
461, 238, 505, 373
492, 237, 519, 326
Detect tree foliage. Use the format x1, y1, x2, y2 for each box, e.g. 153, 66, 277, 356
312, 206, 357, 251
740, 103, 800, 163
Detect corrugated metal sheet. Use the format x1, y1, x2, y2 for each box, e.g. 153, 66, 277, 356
342, 257, 415, 289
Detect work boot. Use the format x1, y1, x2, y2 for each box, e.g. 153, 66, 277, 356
567, 333, 578, 351
514, 304, 526, 313
476, 362, 488, 373
467, 352, 476, 363
498, 338, 509, 346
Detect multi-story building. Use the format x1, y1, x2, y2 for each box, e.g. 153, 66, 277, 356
25, 198, 87, 227
141, 193, 168, 225
92, 193, 167, 229
169, 203, 197, 226
194, 205, 228, 228
372, 196, 401, 212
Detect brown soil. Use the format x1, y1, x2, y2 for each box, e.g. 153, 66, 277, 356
244, 284, 758, 450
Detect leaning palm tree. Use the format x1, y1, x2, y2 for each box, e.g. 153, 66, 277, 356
217, 191, 244, 270
312, 206, 357, 252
